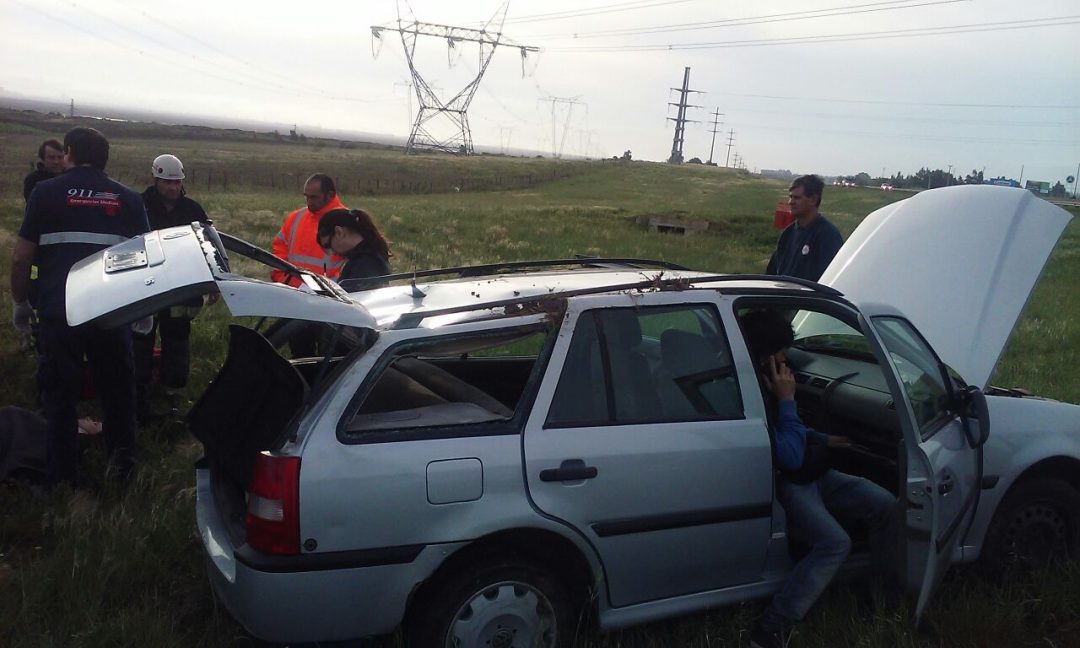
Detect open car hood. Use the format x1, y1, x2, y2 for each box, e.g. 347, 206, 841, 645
820, 185, 1072, 388
65, 223, 377, 330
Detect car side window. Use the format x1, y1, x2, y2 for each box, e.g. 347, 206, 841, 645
343, 327, 548, 437
872, 317, 953, 439
545, 304, 742, 427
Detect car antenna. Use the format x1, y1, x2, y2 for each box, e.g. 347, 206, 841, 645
410, 262, 425, 299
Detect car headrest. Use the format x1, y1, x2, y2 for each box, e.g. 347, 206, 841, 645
600, 310, 642, 349
661, 329, 725, 375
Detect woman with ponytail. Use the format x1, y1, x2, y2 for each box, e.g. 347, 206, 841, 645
315, 208, 393, 286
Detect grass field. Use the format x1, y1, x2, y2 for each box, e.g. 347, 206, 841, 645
0, 116, 1078, 647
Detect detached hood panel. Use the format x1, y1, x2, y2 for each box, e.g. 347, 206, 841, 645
820, 185, 1072, 388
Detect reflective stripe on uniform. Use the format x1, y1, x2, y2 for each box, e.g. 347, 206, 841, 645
39, 232, 130, 246
287, 253, 326, 266
323, 254, 346, 270
286, 208, 306, 259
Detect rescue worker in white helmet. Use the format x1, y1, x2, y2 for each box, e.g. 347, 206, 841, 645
133, 154, 212, 422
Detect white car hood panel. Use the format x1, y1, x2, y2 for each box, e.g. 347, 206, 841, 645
820, 185, 1072, 388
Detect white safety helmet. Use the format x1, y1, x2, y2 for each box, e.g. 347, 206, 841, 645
151, 154, 185, 180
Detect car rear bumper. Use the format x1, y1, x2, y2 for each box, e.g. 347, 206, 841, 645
196, 467, 463, 643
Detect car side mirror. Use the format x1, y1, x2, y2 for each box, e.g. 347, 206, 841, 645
957, 384, 990, 448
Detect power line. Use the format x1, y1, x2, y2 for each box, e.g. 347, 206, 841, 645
12, 0, 299, 97
503, 0, 696, 25
546, 15, 1080, 52
529, 0, 965, 39
714, 91, 1080, 110
719, 106, 1080, 127
736, 121, 1077, 146
109, 0, 331, 98
14, 0, 395, 105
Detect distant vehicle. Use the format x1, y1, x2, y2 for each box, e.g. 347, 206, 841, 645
66, 186, 1079, 648
881, 183, 894, 191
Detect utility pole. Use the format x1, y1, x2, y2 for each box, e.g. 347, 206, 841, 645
724, 129, 735, 168
539, 96, 585, 159
666, 66, 703, 164
69, 99, 74, 118
707, 108, 724, 165
371, 1, 538, 155
1073, 161, 1079, 198
499, 126, 513, 154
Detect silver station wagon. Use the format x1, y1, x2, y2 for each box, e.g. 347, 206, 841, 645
68, 185, 1079, 647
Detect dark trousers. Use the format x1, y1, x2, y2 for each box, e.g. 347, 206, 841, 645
133, 307, 194, 389
37, 320, 137, 487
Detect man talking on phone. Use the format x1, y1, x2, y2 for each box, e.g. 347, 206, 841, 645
739, 309, 895, 648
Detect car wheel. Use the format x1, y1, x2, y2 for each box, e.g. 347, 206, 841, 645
407, 555, 575, 648
980, 478, 1080, 574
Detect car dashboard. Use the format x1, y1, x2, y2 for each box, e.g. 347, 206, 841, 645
786, 345, 901, 488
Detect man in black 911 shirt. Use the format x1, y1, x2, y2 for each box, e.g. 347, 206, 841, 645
133, 154, 211, 421
10, 127, 149, 489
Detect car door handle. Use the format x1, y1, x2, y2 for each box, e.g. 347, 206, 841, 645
540, 459, 598, 482
939, 476, 954, 495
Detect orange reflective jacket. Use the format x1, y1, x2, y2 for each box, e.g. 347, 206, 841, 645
270, 197, 347, 286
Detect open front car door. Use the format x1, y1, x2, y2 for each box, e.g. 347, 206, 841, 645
861, 307, 987, 619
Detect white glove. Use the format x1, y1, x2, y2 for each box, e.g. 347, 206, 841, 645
131, 315, 154, 335
12, 300, 33, 335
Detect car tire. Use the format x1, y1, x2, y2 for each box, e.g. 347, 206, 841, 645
406, 554, 575, 648
979, 477, 1080, 575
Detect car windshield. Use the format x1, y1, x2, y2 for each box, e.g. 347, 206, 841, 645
791, 310, 875, 361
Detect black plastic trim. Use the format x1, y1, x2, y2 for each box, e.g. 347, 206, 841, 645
981, 475, 999, 490
235, 542, 425, 573
591, 503, 772, 537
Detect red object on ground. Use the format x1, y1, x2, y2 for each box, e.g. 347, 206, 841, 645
773, 201, 794, 229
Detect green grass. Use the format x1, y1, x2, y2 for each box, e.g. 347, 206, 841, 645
1, 118, 1078, 647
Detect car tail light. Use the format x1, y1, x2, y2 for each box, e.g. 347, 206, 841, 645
245, 452, 301, 555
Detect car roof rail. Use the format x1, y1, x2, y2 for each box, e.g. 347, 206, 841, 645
338, 257, 690, 291
391, 272, 841, 329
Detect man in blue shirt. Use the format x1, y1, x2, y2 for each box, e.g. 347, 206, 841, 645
740, 309, 894, 648
10, 127, 150, 489
765, 175, 844, 282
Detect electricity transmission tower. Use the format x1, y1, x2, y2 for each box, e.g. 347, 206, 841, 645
371, 2, 538, 155
706, 108, 724, 165
539, 96, 585, 159
724, 129, 736, 167
667, 66, 703, 164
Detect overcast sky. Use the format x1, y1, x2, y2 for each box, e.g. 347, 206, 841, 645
1, 0, 1077, 183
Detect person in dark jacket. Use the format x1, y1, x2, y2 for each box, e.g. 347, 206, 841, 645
23, 138, 66, 202
133, 154, 211, 421
765, 174, 843, 282
315, 209, 393, 289
11, 127, 150, 489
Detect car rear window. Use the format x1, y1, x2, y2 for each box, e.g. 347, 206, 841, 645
343, 327, 550, 438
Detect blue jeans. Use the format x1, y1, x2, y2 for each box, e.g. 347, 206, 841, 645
762, 469, 895, 630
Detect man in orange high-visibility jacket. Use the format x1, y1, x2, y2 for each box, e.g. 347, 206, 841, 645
271, 173, 347, 286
